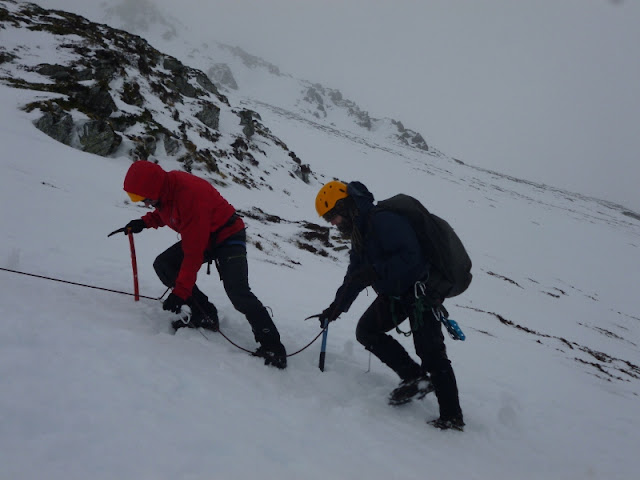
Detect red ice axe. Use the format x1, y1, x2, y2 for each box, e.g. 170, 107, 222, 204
128, 232, 140, 301
108, 227, 140, 301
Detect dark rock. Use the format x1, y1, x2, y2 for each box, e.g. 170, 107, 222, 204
238, 109, 259, 138
34, 105, 74, 145
131, 134, 157, 160
207, 63, 238, 90
163, 134, 181, 156
35, 64, 74, 81
195, 102, 220, 130
78, 120, 121, 155
120, 81, 144, 107
171, 73, 198, 98
194, 72, 219, 95
74, 85, 117, 117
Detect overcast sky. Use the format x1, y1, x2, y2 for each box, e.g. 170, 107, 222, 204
36, 0, 640, 211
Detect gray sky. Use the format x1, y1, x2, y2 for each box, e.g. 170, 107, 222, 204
40, 0, 640, 211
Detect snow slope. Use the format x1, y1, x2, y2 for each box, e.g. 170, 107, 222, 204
1, 2, 640, 479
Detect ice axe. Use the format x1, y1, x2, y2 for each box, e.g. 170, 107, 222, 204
305, 313, 329, 371
107, 227, 140, 301
107, 227, 127, 237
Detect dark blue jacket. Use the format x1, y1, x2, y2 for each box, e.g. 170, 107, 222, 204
332, 182, 430, 314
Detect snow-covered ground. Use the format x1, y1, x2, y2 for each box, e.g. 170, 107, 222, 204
1, 2, 640, 479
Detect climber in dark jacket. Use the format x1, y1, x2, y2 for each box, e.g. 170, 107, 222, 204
315, 180, 464, 430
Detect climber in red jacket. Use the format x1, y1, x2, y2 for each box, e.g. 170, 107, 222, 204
114, 160, 287, 368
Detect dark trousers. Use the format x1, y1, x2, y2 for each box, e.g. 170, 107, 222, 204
153, 231, 281, 347
355, 295, 462, 420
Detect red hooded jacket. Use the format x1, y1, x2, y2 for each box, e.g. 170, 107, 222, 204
123, 161, 244, 300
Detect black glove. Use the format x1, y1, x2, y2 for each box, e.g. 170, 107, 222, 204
348, 264, 377, 286
318, 303, 341, 328
163, 292, 187, 314
125, 219, 146, 234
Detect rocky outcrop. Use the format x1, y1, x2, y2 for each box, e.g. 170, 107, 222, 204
300, 84, 429, 152
34, 104, 74, 146
207, 63, 238, 90
218, 44, 283, 76
0, 1, 315, 188
195, 103, 221, 130
78, 120, 121, 156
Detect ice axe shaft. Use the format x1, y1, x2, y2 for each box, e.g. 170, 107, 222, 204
318, 318, 329, 372
319, 318, 329, 371
128, 232, 140, 301
305, 313, 329, 371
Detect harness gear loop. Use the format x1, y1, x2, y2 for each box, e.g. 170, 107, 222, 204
390, 280, 434, 337
389, 296, 412, 337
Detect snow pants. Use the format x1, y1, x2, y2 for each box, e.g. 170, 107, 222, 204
355, 294, 463, 421
153, 230, 282, 347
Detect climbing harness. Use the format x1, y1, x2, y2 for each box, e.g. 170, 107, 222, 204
389, 280, 466, 341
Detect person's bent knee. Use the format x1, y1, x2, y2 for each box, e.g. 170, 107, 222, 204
153, 255, 175, 287
356, 322, 378, 348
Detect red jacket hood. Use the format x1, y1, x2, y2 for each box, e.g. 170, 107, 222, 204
123, 161, 167, 200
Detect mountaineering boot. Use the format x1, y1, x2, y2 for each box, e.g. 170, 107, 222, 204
253, 342, 287, 369
172, 315, 193, 331
172, 302, 219, 332
428, 415, 465, 432
194, 313, 219, 332
193, 299, 219, 332
388, 374, 434, 406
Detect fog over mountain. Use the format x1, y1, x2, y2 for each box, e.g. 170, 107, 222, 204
1, 2, 639, 479
34, 0, 640, 212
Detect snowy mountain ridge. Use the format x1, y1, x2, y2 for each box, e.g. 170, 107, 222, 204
1, 1, 640, 479
0, 0, 315, 186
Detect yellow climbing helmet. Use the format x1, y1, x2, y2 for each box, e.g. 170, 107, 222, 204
315, 181, 348, 217
126, 192, 145, 202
